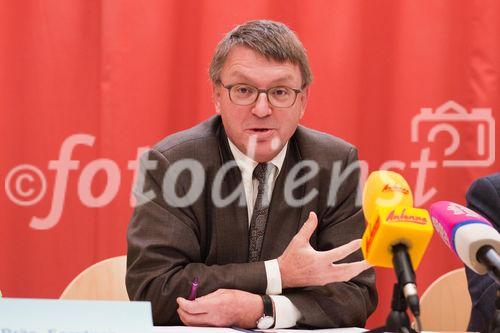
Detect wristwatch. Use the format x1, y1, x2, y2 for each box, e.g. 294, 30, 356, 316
256, 295, 275, 329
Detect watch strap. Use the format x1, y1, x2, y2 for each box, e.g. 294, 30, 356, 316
261, 295, 274, 318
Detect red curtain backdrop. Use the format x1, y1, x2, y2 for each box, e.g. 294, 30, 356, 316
1, 0, 498, 327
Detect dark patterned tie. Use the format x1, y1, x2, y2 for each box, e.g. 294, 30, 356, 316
248, 163, 274, 262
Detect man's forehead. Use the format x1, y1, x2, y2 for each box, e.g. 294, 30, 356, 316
221, 46, 302, 85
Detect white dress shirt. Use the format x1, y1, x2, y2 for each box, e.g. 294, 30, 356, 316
227, 139, 302, 329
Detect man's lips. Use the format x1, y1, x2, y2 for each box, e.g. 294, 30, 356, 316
245, 128, 276, 139
248, 128, 272, 132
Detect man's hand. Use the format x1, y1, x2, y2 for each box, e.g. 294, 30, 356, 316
278, 211, 371, 289
176, 289, 263, 328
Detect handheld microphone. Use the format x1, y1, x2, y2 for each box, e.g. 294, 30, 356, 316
430, 201, 500, 284
361, 171, 434, 270
362, 171, 434, 318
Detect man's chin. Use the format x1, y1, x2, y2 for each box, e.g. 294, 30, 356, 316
235, 135, 286, 161
252, 147, 281, 163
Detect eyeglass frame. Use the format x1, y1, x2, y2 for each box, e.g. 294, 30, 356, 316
218, 81, 304, 108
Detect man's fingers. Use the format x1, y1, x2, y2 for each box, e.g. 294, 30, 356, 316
176, 297, 209, 314
177, 307, 191, 325
296, 211, 318, 242
191, 289, 224, 302
177, 307, 210, 326
323, 239, 362, 262
329, 260, 372, 282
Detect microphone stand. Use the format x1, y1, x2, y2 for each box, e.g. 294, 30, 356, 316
366, 283, 416, 333
392, 243, 420, 318
386, 283, 415, 333
490, 287, 500, 333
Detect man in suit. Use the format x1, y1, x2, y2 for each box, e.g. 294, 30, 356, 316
466, 173, 500, 332
126, 20, 377, 329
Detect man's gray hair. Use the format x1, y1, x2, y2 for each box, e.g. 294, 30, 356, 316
209, 20, 313, 88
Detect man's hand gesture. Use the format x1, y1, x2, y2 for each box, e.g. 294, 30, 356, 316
278, 212, 371, 288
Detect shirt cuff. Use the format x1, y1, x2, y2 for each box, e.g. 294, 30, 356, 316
264, 259, 282, 295
269, 295, 302, 329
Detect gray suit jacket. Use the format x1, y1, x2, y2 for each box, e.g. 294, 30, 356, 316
126, 115, 377, 327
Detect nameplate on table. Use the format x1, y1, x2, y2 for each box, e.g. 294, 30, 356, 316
0, 298, 153, 333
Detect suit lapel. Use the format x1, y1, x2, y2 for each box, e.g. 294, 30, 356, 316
213, 126, 249, 264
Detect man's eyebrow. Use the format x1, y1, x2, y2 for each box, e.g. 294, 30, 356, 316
227, 71, 297, 86
269, 75, 296, 85
226, 71, 253, 82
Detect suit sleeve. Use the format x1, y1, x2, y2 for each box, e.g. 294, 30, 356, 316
465, 175, 500, 332
126, 149, 267, 325
283, 147, 378, 328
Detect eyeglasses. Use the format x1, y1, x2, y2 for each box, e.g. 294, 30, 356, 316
220, 82, 302, 108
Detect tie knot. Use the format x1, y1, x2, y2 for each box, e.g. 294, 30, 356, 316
252, 163, 273, 183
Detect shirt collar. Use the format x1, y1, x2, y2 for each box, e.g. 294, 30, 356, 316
227, 139, 288, 177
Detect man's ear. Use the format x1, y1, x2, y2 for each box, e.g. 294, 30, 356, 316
213, 84, 221, 114
299, 86, 309, 119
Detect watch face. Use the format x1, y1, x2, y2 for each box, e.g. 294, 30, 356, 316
257, 316, 274, 329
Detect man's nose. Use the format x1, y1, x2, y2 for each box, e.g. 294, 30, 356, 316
251, 92, 272, 118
